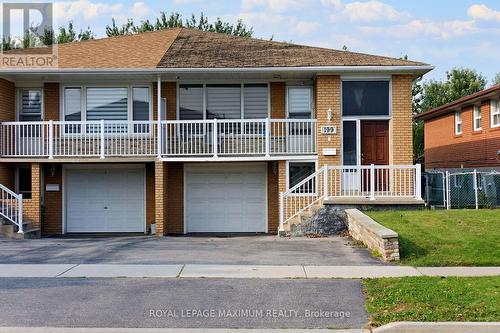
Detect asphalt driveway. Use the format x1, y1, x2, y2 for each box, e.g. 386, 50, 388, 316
0, 235, 382, 265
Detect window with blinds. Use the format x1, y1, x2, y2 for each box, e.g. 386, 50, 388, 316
19, 89, 42, 121
206, 84, 241, 119
288, 87, 312, 119
179, 85, 203, 120
243, 84, 268, 118
86, 87, 128, 121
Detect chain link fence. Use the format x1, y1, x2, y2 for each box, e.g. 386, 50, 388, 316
423, 170, 500, 209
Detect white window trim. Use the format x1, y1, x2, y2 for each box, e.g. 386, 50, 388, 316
285, 160, 318, 196
176, 82, 271, 120
473, 105, 482, 131
455, 111, 462, 135
60, 84, 153, 122
16, 88, 44, 121
285, 85, 315, 119
491, 99, 500, 128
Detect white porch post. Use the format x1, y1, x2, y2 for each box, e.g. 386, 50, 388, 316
323, 164, 328, 200
156, 76, 162, 159
265, 117, 271, 157
17, 194, 23, 234
370, 164, 375, 201
415, 163, 422, 199
48, 120, 54, 159
213, 118, 218, 158
100, 119, 105, 159
279, 192, 284, 233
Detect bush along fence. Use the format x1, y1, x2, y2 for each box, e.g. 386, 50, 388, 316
423, 170, 500, 209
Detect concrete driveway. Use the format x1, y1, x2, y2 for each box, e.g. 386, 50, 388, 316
0, 235, 382, 265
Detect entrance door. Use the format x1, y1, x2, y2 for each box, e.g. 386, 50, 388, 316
361, 121, 389, 192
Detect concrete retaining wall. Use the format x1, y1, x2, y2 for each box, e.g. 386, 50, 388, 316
344, 209, 400, 262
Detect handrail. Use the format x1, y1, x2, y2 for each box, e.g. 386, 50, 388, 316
0, 183, 23, 233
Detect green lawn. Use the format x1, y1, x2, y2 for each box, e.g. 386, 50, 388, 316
364, 276, 500, 327
365, 210, 500, 266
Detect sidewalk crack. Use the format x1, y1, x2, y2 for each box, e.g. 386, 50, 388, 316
176, 264, 186, 278
55, 264, 80, 278
302, 265, 308, 279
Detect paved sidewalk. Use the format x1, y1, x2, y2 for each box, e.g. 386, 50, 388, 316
0, 264, 499, 278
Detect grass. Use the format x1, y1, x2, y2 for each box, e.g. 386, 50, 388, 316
365, 210, 500, 266
364, 276, 500, 327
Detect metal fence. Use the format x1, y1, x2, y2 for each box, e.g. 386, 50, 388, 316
423, 170, 500, 209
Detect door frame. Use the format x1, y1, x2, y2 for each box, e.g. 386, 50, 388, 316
183, 162, 268, 234
62, 164, 146, 234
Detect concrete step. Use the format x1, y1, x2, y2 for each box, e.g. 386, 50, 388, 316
0, 220, 40, 239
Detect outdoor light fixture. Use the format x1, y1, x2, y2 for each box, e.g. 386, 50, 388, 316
327, 108, 333, 121
49, 164, 56, 177
272, 161, 279, 175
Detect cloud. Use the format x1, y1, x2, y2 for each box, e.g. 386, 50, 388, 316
467, 4, 500, 21
54, 0, 151, 23
320, 0, 343, 9
359, 19, 476, 39
241, 0, 306, 12
235, 11, 319, 36
330, 0, 410, 22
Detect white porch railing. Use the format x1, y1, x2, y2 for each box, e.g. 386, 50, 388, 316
0, 119, 316, 158
279, 164, 422, 231
0, 184, 23, 233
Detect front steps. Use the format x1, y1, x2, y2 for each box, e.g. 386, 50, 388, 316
0, 219, 41, 239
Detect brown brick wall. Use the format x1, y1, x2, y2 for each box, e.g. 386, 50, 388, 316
270, 82, 286, 119
267, 161, 279, 233
166, 162, 184, 234
424, 99, 500, 170
316, 75, 341, 166
43, 163, 62, 235
145, 163, 155, 234
23, 163, 41, 228
391, 75, 413, 165
0, 163, 14, 189
44, 83, 60, 121
0, 78, 15, 121
152, 82, 176, 120
154, 161, 167, 235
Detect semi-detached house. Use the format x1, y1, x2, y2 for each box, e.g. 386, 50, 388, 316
0, 28, 433, 236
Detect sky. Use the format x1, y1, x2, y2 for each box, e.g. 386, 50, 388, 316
36, 0, 500, 82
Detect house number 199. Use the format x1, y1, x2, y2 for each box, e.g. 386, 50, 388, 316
320, 126, 337, 134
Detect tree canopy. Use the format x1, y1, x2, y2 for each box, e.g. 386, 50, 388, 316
493, 73, 500, 86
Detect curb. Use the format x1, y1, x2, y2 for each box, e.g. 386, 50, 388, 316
373, 321, 500, 333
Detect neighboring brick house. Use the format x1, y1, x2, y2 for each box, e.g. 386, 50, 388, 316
415, 85, 500, 171
0, 28, 432, 236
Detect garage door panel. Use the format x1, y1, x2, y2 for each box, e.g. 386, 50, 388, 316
66, 167, 145, 233
186, 163, 267, 233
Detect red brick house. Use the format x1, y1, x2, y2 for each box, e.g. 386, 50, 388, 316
0, 28, 432, 237
415, 85, 500, 171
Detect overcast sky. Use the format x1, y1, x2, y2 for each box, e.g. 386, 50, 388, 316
47, 0, 500, 83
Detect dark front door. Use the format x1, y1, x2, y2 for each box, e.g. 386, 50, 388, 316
361, 121, 389, 192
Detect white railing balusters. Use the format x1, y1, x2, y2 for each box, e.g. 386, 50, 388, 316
0, 184, 23, 233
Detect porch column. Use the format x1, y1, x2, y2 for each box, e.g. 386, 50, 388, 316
157, 76, 162, 159
277, 160, 287, 233
154, 161, 167, 236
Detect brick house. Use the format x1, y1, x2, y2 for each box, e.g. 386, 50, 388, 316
0, 28, 432, 236
415, 85, 500, 171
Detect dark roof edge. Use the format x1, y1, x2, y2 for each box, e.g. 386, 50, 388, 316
415, 84, 500, 121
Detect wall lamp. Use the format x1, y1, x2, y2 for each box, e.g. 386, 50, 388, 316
327, 108, 333, 122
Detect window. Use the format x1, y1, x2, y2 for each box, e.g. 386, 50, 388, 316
342, 121, 357, 165
342, 81, 389, 116
491, 99, 500, 128
206, 84, 241, 119
64, 88, 81, 121
86, 87, 128, 121
179, 85, 203, 120
287, 87, 313, 119
18, 89, 42, 121
455, 111, 462, 135
243, 84, 268, 119
15, 166, 32, 199
132, 87, 150, 121
473, 105, 481, 131
288, 162, 316, 194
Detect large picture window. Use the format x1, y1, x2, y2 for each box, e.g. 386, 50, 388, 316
86, 87, 128, 121
342, 81, 389, 116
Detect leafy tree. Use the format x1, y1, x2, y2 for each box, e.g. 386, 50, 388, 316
493, 73, 500, 86
413, 68, 487, 162
78, 27, 95, 41
105, 12, 253, 37
40, 28, 55, 46
57, 22, 77, 44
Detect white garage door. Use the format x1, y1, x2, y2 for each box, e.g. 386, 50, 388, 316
65, 166, 145, 233
185, 163, 267, 233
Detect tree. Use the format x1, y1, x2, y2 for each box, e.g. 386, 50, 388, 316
57, 22, 77, 44
413, 67, 487, 162
493, 73, 500, 86
105, 12, 253, 37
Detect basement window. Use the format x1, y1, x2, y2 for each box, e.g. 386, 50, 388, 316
15, 165, 32, 199
288, 162, 316, 194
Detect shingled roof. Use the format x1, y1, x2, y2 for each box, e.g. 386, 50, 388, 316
3, 28, 429, 69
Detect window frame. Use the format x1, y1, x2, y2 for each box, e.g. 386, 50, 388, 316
491, 99, 500, 128
455, 111, 462, 135
176, 82, 271, 121
14, 165, 32, 199
340, 77, 392, 118
473, 105, 482, 131
16, 88, 44, 121
286, 86, 314, 119
285, 160, 318, 196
